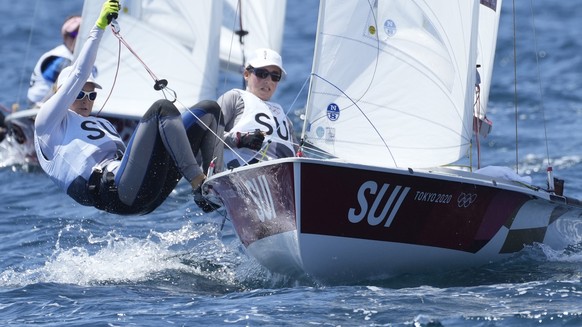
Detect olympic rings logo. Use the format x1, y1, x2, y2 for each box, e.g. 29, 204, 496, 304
457, 193, 477, 208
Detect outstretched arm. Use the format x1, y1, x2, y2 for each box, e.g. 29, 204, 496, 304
35, 0, 120, 158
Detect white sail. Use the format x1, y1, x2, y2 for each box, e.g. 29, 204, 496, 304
220, 0, 286, 73
476, 0, 503, 120
76, 0, 222, 119
303, 0, 480, 168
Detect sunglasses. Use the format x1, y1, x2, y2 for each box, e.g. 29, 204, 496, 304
76, 90, 97, 101
249, 68, 282, 82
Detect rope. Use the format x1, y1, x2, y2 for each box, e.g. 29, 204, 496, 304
511, 0, 555, 192
236, 0, 249, 89
217, 0, 242, 145
529, 0, 552, 167
511, 0, 520, 173
95, 20, 176, 116
529, 0, 555, 191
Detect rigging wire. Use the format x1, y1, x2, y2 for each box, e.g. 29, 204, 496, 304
512, 0, 555, 191
215, 0, 247, 166
235, 0, 249, 89
95, 34, 122, 116
528, 0, 553, 190
14, 0, 42, 111
221, 0, 248, 91
511, 0, 520, 173
218, 0, 243, 141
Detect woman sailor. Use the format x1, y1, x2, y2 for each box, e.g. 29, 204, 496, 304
34, 0, 223, 215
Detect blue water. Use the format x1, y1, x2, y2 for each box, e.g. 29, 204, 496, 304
1, 1, 582, 326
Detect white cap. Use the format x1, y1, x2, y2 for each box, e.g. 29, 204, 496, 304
246, 48, 286, 76
57, 66, 102, 90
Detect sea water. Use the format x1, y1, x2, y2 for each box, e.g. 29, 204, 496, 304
1, 1, 582, 326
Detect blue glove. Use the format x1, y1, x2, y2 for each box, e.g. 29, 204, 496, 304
96, 0, 120, 29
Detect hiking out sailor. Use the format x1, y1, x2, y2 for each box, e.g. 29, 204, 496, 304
217, 48, 296, 169
34, 0, 223, 215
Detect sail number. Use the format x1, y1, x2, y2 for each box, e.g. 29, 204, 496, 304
348, 181, 410, 227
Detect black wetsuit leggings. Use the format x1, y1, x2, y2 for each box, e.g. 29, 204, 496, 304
93, 99, 223, 215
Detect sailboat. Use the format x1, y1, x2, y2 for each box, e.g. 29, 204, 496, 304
204, 0, 582, 283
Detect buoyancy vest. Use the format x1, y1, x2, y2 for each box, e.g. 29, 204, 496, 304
28, 44, 73, 104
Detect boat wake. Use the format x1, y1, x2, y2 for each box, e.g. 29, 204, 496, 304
542, 241, 582, 263
0, 221, 215, 285
0, 204, 580, 290
0, 217, 312, 292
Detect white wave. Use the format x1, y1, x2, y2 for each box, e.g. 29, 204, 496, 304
0, 221, 239, 287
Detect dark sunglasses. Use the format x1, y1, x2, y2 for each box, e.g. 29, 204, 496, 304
77, 90, 97, 101
249, 68, 282, 82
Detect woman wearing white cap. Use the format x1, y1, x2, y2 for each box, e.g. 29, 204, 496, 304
28, 15, 82, 106
34, 0, 222, 215
218, 48, 296, 169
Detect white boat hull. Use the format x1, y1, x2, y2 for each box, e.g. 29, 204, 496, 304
1, 109, 39, 166
206, 157, 582, 282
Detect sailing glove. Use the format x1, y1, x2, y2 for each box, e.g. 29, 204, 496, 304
193, 186, 218, 213
236, 129, 265, 150
96, 0, 120, 29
